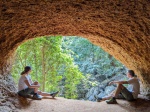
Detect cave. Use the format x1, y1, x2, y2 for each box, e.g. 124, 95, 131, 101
0, 0, 150, 110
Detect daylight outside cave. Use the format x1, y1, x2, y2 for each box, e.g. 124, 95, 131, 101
11, 36, 128, 101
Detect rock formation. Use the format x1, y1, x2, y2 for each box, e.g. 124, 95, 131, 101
0, 0, 150, 110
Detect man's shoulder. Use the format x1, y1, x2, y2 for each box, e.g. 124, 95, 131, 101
133, 77, 139, 81
128, 77, 140, 83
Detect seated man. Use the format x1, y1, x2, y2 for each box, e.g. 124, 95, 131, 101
97, 70, 140, 104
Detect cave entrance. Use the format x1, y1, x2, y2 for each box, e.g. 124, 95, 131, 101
11, 36, 127, 100
1, 1, 150, 111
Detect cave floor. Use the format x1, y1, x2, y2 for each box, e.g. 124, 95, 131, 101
19, 96, 150, 112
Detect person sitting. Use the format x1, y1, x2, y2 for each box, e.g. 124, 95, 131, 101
97, 70, 140, 104
17, 66, 59, 100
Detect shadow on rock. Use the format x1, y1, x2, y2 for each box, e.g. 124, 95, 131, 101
17, 95, 33, 108
118, 96, 150, 112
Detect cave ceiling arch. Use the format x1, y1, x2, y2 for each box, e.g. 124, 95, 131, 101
0, 0, 150, 87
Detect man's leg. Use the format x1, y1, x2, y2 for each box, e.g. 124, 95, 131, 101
114, 84, 125, 98
97, 85, 124, 102
97, 95, 112, 102
106, 84, 125, 104
98, 91, 115, 101
120, 87, 134, 101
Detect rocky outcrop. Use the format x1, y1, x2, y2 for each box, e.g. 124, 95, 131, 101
86, 73, 127, 101
0, 0, 150, 110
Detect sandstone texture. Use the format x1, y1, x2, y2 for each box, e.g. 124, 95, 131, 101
0, 0, 150, 111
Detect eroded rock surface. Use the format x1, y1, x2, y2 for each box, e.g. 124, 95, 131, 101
0, 0, 150, 111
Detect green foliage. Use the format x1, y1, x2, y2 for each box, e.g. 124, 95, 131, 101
11, 36, 83, 99
62, 36, 123, 78
11, 36, 124, 100
61, 36, 124, 99
64, 65, 83, 99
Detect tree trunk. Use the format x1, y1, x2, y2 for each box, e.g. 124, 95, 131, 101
42, 45, 46, 91
34, 49, 38, 80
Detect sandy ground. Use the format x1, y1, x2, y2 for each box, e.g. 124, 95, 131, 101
19, 96, 150, 112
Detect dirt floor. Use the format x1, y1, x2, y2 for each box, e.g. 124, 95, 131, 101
19, 96, 150, 112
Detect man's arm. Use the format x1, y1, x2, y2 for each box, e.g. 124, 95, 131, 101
109, 80, 128, 85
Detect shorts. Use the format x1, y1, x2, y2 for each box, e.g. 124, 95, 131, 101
116, 87, 134, 101
18, 88, 35, 97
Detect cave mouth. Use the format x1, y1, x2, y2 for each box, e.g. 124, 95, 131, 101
0, 33, 149, 102
1, 0, 150, 98
0, 0, 150, 111
11, 36, 126, 100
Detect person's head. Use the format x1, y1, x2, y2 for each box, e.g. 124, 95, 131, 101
21, 66, 32, 75
127, 70, 135, 78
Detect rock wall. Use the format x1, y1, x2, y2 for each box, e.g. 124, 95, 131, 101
0, 0, 150, 109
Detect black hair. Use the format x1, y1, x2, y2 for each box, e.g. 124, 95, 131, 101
21, 66, 31, 75
128, 70, 135, 77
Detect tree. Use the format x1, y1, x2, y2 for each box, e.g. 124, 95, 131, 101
11, 36, 83, 99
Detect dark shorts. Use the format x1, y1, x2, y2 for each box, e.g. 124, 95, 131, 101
116, 87, 134, 101
18, 88, 35, 97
